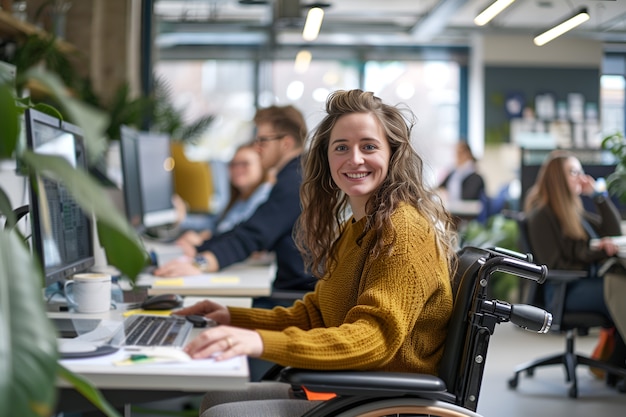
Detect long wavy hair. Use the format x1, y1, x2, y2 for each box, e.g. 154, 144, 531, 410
524, 150, 586, 239
295, 89, 456, 278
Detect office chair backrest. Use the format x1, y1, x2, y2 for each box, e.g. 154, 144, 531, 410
438, 246, 492, 398
170, 142, 214, 213
514, 213, 596, 333
515, 215, 543, 305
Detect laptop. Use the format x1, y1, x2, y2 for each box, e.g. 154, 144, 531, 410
53, 314, 197, 359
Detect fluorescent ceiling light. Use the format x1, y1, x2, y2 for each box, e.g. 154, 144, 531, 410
474, 0, 516, 26
533, 7, 590, 46
302, 7, 324, 41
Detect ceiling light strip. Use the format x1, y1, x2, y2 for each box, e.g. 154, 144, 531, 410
302, 7, 324, 41
533, 7, 590, 46
474, 0, 516, 26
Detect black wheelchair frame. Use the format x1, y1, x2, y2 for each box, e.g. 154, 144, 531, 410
279, 246, 551, 417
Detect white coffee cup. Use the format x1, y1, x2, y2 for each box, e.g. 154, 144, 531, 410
64, 273, 112, 314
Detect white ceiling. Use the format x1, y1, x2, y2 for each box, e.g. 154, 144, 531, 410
154, 0, 626, 48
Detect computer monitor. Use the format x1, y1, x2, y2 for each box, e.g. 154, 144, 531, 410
119, 125, 177, 233
25, 108, 95, 288
119, 126, 143, 229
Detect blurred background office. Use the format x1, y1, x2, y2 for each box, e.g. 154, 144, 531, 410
3, 1, 626, 416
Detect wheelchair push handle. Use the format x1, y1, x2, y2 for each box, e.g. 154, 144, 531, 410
481, 254, 548, 284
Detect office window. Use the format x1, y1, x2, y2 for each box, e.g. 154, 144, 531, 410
269, 59, 360, 130
155, 58, 461, 185
600, 74, 625, 136
364, 60, 460, 186
154, 60, 257, 159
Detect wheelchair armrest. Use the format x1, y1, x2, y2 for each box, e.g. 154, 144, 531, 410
280, 367, 447, 397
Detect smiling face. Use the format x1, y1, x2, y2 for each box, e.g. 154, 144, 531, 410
229, 147, 264, 195
328, 112, 391, 219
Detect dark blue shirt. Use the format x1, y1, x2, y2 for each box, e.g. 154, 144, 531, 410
197, 156, 315, 291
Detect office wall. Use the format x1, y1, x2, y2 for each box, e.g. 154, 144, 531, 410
478, 35, 604, 198
482, 36, 603, 67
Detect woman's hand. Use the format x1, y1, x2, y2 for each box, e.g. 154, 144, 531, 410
153, 257, 200, 277
183, 326, 263, 361
580, 174, 596, 196
176, 230, 212, 257
174, 299, 231, 325
598, 237, 619, 257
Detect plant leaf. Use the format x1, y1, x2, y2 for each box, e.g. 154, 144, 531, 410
0, 229, 58, 417
56, 364, 122, 417
21, 151, 147, 280
97, 221, 149, 281
0, 84, 19, 159
0, 188, 16, 228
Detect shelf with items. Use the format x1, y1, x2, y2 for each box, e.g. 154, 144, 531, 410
0, 8, 74, 54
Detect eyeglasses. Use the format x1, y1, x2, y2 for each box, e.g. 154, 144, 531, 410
229, 161, 251, 169
254, 134, 285, 144
569, 169, 585, 178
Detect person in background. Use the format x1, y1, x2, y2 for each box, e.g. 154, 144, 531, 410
438, 141, 485, 202
173, 89, 457, 416
524, 150, 626, 379
176, 143, 275, 256
154, 104, 316, 308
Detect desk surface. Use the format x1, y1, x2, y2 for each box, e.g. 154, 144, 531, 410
137, 262, 274, 297
446, 199, 483, 217
139, 241, 274, 297
51, 310, 249, 392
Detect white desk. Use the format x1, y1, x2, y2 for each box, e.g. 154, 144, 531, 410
446, 199, 483, 218
52, 308, 249, 413
138, 240, 275, 297
136, 261, 275, 297
52, 310, 249, 391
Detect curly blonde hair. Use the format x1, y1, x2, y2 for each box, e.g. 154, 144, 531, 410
295, 89, 456, 278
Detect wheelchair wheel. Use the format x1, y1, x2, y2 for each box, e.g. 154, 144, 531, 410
307, 398, 484, 417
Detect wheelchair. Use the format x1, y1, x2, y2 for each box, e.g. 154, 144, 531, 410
275, 246, 552, 417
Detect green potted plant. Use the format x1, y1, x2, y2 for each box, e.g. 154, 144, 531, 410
150, 76, 215, 144
0, 65, 147, 416
601, 131, 626, 202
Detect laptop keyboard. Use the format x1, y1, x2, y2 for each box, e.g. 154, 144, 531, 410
109, 315, 193, 348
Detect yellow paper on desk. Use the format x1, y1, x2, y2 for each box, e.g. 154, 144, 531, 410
153, 278, 184, 287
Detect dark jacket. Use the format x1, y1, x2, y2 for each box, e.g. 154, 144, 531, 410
440, 171, 485, 200
197, 156, 315, 291
527, 195, 622, 271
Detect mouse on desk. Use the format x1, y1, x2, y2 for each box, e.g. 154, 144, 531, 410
140, 294, 183, 310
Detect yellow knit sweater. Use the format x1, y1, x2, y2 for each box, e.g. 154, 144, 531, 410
229, 203, 453, 375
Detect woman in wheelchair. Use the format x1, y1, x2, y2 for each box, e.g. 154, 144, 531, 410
524, 150, 626, 373
175, 89, 458, 416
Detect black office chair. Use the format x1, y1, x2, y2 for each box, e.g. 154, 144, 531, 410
270, 246, 551, 417
507, 214, 626, 398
